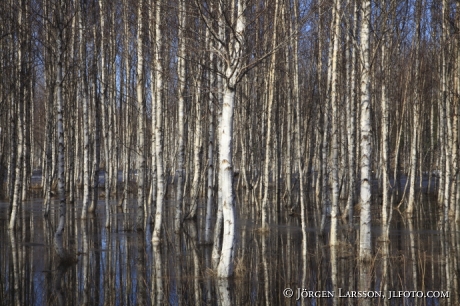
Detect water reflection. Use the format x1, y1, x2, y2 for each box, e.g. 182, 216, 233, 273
0, 196, 458, 305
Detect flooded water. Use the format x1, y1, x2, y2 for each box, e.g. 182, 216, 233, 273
0, 194, 458, 305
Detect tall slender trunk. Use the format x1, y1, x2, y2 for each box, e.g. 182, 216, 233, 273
217, 85, 237, 277
135, 0, 145, 230
42, 0, 54, 217
292, 0, 307, 263
152, 0, 165, 244
175, 0, 186, 233
204, 30, 215, 244
329, 0, 341, 246
441, 0, 451, 223
122, 0, 130, 212
406, 0, 422, 216
359, 0, 372, 263
188, 77, 203, 219
54, 0, 66, 246
8, 1, 24, 230
261, 0, 279, 230
99, 0, 111, 227
344, 0, 358, 223
380, 0, 392, 236
89, 23, 100, 214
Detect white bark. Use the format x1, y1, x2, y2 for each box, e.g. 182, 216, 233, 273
292, 0, 307, 261
344, 0, 358, 223
99, 0, 111, 228
217, 86, 237, 277
406, 1, 422, 216
79, 0, 90, 219
442, 0, 451, 222
121, 0, 130, 212
329, 0, 340, 246
136, 0, 145, 229
54, 0, 66, 244
261, 0, 279, 230
188, 78, 203, 219
175, 0, 186, 233
8, 3, 24, 230
204, 32, 215, 244
216, 0, 246, 278
380, 0, 391, 236
359, 0, 372, 263
152, 0, 165, 244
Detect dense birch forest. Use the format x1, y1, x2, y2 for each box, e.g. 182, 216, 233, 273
1, 0, 460, 280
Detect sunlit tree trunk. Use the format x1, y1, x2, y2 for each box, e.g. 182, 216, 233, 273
152, 0, 165, 244
78, 0, 89, 219
216, 0, 246, 278
359, 0, 372, 263
211, 2, 225, 269
343, 0, 358, 223
329, 0, 341, 246
442, 0, 453, 223
380, 0, 392, 236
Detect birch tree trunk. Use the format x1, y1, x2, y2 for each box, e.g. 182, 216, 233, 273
329, 0, 341, 246
42, 0, 55, 217
441, 0, 451, 222
292, 0, 307, 264
121, 0, 131, 212
79, 0, 90, 219
216, 0, 247, 278
175, 0, 186, 233
99, 0, 111, 227
406, 0, 422, 216
135, 0, 146, 230
380, 0, 392, 237
204, 29, 215, 244
8, 1, 24, 230
188, 77, 203, 220
343, 0, 358, 223
261, 0, 279, 230
152, 0, 165, 244
359, 0, 372, 263
89, 25, 100, 214
54, 0, 67, 253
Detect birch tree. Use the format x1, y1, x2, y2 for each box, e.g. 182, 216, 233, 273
136, 0, 146, 230
152, 0, 165, 244
329, 0, 341, 246
261, 0, 280, 230
8, 0, 25, 230
175, 0, 186, 233
54, 0, 67, 257
359, 0, 372, 263
406, 0, 423, 216
80, 0, 91, 220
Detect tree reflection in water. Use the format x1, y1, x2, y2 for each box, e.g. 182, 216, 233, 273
0, 196, 458, 305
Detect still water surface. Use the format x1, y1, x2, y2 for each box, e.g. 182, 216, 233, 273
0, 195, 457, 305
